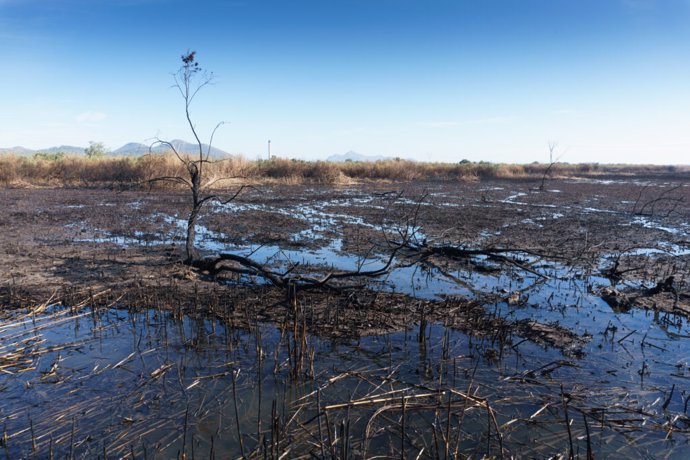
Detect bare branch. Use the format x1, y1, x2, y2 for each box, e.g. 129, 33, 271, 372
538, 141, 566, 191
634, 183, 685, 217
205, 121, 227, 162
214, 185, 257, 205
188, 77, 213, 105
146, 176, 192, 189
201, 174, 248, 190
149, 139, 189, 167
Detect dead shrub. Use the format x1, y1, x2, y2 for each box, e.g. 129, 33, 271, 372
136, 153, 188, 188
258, 158, 304, 181
214, 154, 256, 179
304, 161, 344, 184
340, 159, 422, 181
0, 156, 18, 184
494, 164, 526, 178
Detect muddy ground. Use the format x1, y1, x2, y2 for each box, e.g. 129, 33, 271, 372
3, 175, 690, 458
1, 175, 688, 346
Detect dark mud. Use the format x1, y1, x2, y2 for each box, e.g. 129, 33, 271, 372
2, 176, 690, 457
2, 178, 689, 359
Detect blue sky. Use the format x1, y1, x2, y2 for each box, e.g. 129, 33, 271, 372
1, 0, 689, 164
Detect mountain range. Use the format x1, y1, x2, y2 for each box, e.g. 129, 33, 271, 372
112, 140, 231, 158
1, 144, 394, 162
0, 145, 85, 155
0, 140, 231, 158
326, 151, 392, 162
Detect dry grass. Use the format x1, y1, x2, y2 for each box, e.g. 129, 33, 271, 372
0, 152, 687, 188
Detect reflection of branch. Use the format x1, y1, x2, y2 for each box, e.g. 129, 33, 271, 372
414, 258, 480, 295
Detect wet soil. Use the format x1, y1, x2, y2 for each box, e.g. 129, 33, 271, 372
1, 177, 689, 347
3, 176, 690, 458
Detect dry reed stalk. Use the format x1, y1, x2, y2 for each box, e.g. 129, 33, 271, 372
231, 369, 246, 458
316, 388, 326, 459
325, 391, 446, 411
400, 394, 406, 459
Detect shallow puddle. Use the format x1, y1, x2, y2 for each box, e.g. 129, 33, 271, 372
1, 300, 689, 458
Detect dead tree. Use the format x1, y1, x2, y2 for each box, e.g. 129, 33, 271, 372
149, 51, 245, 264
143, 51, 414, 294
147, 53, 563, 295
538, 141, 560, 191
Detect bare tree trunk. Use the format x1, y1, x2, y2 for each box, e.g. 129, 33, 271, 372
185, 207, 200, 263
185, 163, 202, 263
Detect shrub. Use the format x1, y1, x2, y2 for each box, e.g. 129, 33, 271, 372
0, 153, 684, 187
0, 155, 18, 184
304, 161, 344, 184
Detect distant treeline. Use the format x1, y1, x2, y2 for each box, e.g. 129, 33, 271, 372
0, 153, 687, 187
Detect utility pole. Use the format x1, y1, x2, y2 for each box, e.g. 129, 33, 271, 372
268, 140, 271, 160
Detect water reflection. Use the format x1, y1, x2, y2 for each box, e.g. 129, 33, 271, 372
1, 302, 689, 458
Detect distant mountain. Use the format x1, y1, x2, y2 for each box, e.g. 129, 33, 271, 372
0, 145, 84, 156
112, 139, 230, 158
0, 146, 35, 156
327, 151, 392, 162
44, 145, 85, 155
1, 140, 230, 158
111, 143, 150, 156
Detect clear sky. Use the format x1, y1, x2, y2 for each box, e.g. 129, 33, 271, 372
1, 0, 689, 164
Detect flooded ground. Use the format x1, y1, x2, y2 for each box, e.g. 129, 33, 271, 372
1, 176, 690, 457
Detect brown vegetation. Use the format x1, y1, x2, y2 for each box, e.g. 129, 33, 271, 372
1, 152, 688, 187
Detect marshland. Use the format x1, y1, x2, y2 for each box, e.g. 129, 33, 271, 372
5, 0, 690, 457
1, 167, 689, 459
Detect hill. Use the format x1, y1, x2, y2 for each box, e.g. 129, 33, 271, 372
112, 140, 230, 158
1, 140, 231, 158
0, 145, 84, 156
326, 151, 392, 162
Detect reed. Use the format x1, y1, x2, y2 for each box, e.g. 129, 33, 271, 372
1, 151, 687, 187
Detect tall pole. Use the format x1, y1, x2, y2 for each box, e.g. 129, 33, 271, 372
268, 140, 271, 160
